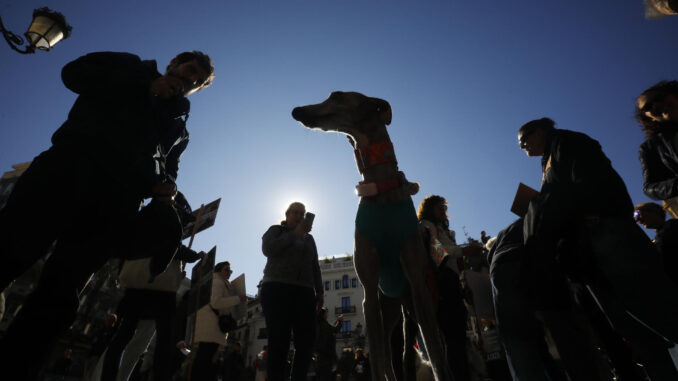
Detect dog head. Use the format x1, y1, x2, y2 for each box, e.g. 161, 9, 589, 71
292, 91, 391, 138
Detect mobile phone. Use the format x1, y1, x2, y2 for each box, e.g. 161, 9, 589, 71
304, 212, 315, 226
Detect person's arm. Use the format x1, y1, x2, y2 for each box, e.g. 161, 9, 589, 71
262, 225, 295, 257
640, 141, 678, 201
176, 245, 202, 263
163, 134, 189, 184
332, 315, 344, 333
61, 52, 154, 96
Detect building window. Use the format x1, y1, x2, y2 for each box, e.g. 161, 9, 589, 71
335, 280, 341, 289
351, 278, 357, 288
342, 320, 351, 333
325, 281, 330, 291
342, 296, 350, 309
342, 275, 349, 288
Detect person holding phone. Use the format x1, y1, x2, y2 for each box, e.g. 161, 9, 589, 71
261, 202, 323, 381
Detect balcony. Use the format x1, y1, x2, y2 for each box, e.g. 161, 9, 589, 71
335, 305, 356, 314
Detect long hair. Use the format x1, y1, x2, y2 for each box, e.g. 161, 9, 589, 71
636, 80, 678, 139
417, 195, 446, 222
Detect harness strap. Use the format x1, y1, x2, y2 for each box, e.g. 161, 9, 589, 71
354, 141, 397, 173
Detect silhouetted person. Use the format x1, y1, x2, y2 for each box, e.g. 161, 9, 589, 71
519, 117, 678, 381
0, 50, 214, 379
315, 308, 342, 381
488, 218, 599, 381
261, 202, 323, 381
636, 81, 678, 217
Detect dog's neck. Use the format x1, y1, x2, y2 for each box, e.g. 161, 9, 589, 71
351, 128, 409, 202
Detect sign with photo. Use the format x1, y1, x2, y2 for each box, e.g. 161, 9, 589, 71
182, 198, 221, 240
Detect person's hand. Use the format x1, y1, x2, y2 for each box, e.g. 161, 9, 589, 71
293, 221, 311, 237
150, 75, 185, 99
462, 242, 484, 257
315, 293, 324, 312
239, 295, 248, 303
337, 314, 344, 322
198, 251, 206, 260
151, 182, 177, 205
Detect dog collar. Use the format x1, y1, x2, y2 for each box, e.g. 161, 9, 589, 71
355, 172, 407, 197
354, 141, 397, 173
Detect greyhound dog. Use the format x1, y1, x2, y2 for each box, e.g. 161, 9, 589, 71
292, 92, 452, 381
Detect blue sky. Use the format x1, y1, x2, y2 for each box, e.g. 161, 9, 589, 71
1, 1, 676, 294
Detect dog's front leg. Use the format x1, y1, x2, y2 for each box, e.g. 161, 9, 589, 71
354, 232, 389, 381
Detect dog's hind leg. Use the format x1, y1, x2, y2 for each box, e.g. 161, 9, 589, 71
354, 232, 389, 381
400, 235, 453, 381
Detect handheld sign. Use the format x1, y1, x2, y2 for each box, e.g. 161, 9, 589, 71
510, 183, 539, 217
182, 198, 221, 240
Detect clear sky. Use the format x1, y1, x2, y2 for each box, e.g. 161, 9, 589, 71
1, 1, 676, 294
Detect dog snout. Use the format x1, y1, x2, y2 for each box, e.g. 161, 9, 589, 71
291, 107, 304, 122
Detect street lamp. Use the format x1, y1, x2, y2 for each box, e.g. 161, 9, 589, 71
646, 0, 678, 17
0, 7, 71, 54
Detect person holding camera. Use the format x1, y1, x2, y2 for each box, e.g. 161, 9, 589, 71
0, 50, 214, 377
261, 202, 323, 381
192, 261, 247, 381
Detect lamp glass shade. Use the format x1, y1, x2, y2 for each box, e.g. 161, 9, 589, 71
25, 15, 65, 50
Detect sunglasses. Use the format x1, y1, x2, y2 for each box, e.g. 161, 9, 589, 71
519, 130, 534, 146
288, 210, 305, 216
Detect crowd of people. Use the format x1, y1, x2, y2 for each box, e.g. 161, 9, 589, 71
0, 45, 677, 381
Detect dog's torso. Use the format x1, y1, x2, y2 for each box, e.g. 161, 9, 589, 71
355, 199, 419, 297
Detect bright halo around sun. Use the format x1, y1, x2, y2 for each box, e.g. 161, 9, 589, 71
277, 193, 317, 216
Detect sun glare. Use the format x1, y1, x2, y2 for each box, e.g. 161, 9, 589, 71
278, 193, 317, 216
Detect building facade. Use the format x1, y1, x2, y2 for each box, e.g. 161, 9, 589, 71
318, 255, 366, 354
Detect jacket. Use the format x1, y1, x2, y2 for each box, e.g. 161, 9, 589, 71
654, 219, 678, 286
525, 129, 633, 246
639, 130, 678, 201
194, 277, 240, 346
52, 51, 190, 198
261, 224, 323, 295
487, 218, 524, 272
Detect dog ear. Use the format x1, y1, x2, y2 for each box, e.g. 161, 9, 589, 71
371, 98, 392, 125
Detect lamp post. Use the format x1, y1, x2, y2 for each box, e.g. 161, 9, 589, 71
0, 7, 71, 54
